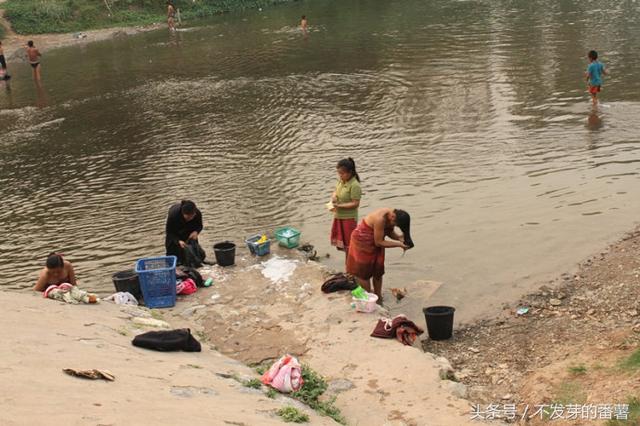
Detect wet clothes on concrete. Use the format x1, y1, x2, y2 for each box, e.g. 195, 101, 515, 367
183, 239, 206, 268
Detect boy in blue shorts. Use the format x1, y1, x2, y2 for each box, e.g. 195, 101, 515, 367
585, 50, 607, 106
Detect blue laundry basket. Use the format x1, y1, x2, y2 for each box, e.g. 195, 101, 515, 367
135, 256, 177, 308
245, 234, 271, 256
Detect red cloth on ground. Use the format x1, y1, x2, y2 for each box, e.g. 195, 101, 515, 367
176, 278, 197, 295
346, 220, 385, 279
371, 315, 424, 346
330, 218, 357, 250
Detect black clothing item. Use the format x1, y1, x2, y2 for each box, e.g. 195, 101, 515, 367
321, 273, 358, 293
176, 266, 204, 288
183, 239, 206, 268
165, 203, 203, 264
0, 55, 6, 70
132, 328, 201, 352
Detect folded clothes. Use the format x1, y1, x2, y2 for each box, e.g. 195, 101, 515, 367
371, 314, 424, 346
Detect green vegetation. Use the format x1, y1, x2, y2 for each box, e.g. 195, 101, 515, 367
277, 406, 309, 423
266, 388, 278, 399
606, 397, 640, 426
3, 0, 296, 35
553, 381, 587, 406
568, 364, 588, 375
243, 378, 262, 389
254, 363, 268, 376
620, 348, 640, 371
291, 365, 346, 425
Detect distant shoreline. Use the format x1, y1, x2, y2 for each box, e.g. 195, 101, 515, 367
1, 23, 163, 64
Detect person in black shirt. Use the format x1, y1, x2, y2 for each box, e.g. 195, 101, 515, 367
165, 200, 203, 264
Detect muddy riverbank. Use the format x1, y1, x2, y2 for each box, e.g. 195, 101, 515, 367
424, 228, 640, 424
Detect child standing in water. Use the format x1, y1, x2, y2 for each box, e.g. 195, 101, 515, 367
585, 50, 607, 106
167, 1, 177, 31
300, 15, 308, 32
26, 41, 42, 81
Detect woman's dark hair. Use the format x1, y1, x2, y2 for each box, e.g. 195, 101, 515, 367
302, 15, 306, 19
46, 253, 64, 269
27, 40, 34, 47
337, 157, 360, 182
180, 200, 196, 215
394, 209, 414, 249
588, 50, 598, 60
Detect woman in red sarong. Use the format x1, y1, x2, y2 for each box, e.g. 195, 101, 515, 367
330, 158, 362, 263
346, 208, 414, 303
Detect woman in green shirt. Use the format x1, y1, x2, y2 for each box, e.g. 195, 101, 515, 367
330, 158, 362, 260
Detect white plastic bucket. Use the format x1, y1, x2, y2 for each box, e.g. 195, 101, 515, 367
352, 293, 379, 313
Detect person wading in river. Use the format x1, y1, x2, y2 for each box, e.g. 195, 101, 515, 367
330, 158, 362, 263
0, 41, 9, 80
585, 50, 607, 106
167, 1, 177, 31
25, 41, 42, 81
346, 208, 414, 303
165, 200, 204, 265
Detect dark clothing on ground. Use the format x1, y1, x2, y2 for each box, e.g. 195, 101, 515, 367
321, 273, 358, 293
0, 55, 6, 70
165, 203, 203, 265
132, 328, 201, 352
183, 240, 206, 268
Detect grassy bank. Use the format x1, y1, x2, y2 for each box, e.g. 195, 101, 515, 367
3, 0, 296, 35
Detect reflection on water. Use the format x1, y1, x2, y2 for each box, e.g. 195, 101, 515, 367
2, 0, 640, 321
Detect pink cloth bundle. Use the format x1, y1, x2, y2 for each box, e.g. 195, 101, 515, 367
261, 355, 303, 393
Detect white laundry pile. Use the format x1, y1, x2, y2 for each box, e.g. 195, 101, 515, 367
260, 256, 298, 283
105, 292, 138, 306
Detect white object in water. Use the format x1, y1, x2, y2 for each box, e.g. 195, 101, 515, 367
261, 256, 298, 283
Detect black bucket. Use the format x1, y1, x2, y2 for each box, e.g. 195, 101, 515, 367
112, 270, 142, 300
213, 241, 236, 267
423, 306, 455, 340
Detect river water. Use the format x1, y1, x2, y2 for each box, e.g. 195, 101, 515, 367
2, 0, 640, 322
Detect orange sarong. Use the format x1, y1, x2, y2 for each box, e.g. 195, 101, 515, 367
346, 220, 385, 279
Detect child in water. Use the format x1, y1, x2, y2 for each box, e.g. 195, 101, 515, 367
34, 253, 77, 292
26, 40, 42, 81
300, 15, 308, 32
585, 50, 607, 106
0, 41, 8, 79
167, 1, 177, 31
